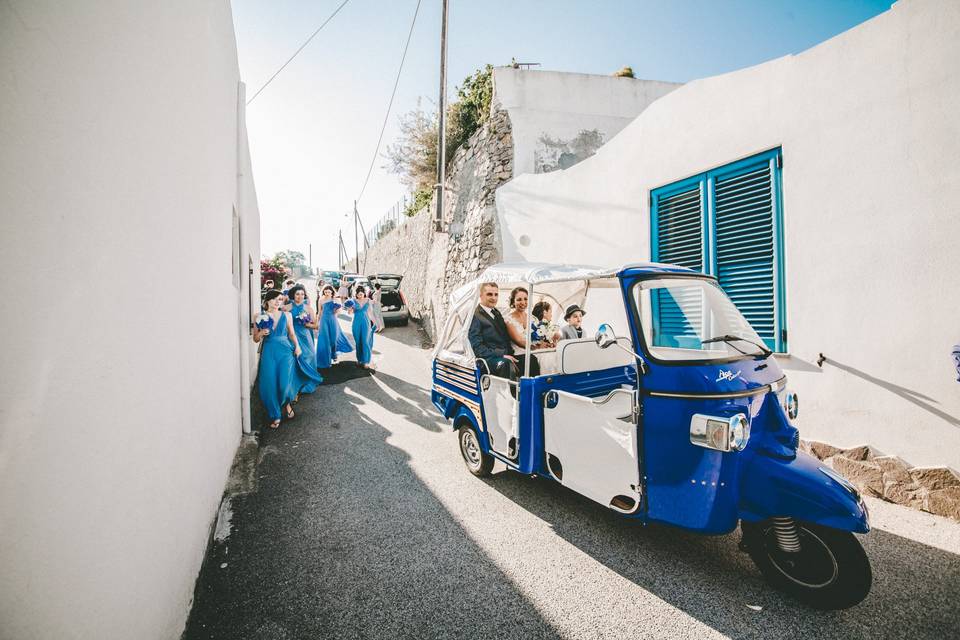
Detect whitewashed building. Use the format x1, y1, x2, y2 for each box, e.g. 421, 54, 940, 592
497, 0, 960, 472
0, 2, 260, 638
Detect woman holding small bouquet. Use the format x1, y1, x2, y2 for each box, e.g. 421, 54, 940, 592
253, 289, 302, 429
316, 285, 354, 369
347, 286, 376, 368
287, 285, 324, 393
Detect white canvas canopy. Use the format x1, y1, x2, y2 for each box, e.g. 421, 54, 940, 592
433, 262, 630, 369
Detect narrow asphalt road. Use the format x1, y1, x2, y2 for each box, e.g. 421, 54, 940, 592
184, 306, 960, 639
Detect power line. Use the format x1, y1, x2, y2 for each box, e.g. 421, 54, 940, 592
356, 0, 422, 204
246, 0, 352, 106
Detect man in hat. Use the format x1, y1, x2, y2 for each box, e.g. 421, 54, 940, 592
560, 304, 586, 340
469, 282, 521, 380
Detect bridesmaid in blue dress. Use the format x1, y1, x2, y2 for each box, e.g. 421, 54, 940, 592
349, 286, 376, 368
253, 290, 301, 429
316, 285, 354, 369
287, 285, 324, 394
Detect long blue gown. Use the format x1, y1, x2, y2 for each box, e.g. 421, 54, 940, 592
352, 301, 375, 365
258, 312, 297, 421
316, 300, 354, 369
290, 303, 324, 392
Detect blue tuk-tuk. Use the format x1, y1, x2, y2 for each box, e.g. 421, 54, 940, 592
431, 262, 871, 609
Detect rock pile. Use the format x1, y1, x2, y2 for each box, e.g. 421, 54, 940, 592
801, 440, 960, 520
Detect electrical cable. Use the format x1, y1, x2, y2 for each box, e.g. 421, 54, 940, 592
355, 0, 422, 204
246, 0, 352, 106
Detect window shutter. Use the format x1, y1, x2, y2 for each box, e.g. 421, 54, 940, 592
713, 160, 777, 349
652, 184, 703, 347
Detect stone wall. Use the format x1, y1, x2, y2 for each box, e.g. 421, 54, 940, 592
436, 105, 513, 324
357, 104, 513, 339
357, 205, 436, 325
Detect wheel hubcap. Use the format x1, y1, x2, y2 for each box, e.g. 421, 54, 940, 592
765, 526, 839, 588
461, 431, 481, 469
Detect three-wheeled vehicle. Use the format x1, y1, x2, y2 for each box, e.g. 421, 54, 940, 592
431, 262, 872, 609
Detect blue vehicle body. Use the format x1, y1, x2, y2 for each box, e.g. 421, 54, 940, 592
432, 264, 869, 537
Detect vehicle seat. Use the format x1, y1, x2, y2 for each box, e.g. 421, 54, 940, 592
557, 337, 634, 375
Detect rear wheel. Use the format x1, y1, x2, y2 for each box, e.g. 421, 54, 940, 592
742, 519, 871, 609
458, 425, 493, 477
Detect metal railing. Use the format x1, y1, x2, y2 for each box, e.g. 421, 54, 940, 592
365, 196, 409, 247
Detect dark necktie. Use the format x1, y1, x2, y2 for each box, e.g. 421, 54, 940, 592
490, 308, 508, 339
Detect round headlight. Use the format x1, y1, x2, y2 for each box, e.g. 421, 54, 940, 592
785, 391, 799, 420
730, 414, 750, 451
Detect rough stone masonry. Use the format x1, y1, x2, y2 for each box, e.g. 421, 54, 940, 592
357, 104, 513, 338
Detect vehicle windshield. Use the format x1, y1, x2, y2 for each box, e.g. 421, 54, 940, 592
633, 277, 769, 362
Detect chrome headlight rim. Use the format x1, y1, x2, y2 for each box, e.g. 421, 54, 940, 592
690, 413, 750, 452
729, 414, 750, 451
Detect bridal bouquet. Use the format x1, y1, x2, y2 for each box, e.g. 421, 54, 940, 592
532, 321, 548, 342
295, 310, 311, 325
343, 299, 356, 309
255, 314, 274, 331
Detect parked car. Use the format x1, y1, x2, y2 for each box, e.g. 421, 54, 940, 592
368, 273, 409, 325
432, 262, 872, 610
321, 270, 343, 289
341, 273, 371, 298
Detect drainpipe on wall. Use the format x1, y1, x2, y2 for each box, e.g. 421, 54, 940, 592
237, 80, 252, 436
238, 320, 252, 435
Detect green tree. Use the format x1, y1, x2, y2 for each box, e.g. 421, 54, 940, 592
383, 64, 496, 203
274, 250, 305, 267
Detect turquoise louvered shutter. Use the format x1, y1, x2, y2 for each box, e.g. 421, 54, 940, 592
650, 148, 787, 353
711, 157, 779, 350
651, 180, 704, 348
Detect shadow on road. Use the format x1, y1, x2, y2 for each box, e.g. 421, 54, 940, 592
480, 470, 960, 639
184, 374, 561, 639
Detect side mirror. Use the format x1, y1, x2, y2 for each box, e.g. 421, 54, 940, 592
595, 323, 616, 349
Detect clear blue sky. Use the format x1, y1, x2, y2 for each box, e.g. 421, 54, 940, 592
232, 0, 893, 268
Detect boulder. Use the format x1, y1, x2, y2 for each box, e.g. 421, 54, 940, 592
874, 455, 914, 484
831, 456, 885, 497
882, 478, 923, 506
842, 445, 878, 461
909, 467, 960, 491
808, 441, 843, 461
925, 487, 960, 519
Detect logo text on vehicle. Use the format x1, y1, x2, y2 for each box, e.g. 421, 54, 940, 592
716, 370, 742, 383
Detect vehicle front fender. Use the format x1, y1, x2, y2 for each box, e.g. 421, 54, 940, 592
738, 450, 870, 533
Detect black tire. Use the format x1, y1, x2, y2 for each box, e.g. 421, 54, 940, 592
458, 425, 493, 477
742, 519, 872, 610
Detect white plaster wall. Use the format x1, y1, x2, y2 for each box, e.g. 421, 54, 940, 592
0, 1, 259, 638
496, 0, 960, 470
493, 67, 681, 176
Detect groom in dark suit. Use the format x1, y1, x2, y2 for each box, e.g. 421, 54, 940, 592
468, 282, 520, 380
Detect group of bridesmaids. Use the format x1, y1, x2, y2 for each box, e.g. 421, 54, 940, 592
252, 281, 378, 429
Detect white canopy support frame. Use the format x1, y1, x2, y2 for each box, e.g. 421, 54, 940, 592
432, 262, 626, 370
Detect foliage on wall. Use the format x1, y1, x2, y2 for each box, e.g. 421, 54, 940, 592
404, 187, 433, 217
260, 251, 303, 287
613, 66, 635, 78
384, 64, 495, 198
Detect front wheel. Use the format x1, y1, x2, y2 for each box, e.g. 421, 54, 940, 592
742, 519, 871, 610
458, 425, 494, 477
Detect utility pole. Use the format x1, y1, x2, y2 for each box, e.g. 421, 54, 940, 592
353, 200, 360, 274
434, 0, 449, 232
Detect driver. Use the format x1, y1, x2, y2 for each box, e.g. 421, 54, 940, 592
469, 283, 520, 380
